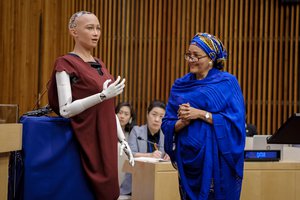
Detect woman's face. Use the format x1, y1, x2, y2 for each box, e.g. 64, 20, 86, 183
147, 107, 165, 134
72, 14, 101, 49
186, 44, 212, 76
117, 106, 132, 129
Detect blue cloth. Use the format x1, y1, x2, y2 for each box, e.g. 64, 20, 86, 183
20, 116, 95, 200
162, 68, 246, 200
190, 33, 227, 69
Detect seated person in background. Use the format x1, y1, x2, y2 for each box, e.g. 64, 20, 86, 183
246, 123, 257, 137
119, 100, 170, 197
116, 102, 136, 185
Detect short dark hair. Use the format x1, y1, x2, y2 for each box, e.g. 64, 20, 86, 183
115, 102, 136, 132
147, 100, 166, 114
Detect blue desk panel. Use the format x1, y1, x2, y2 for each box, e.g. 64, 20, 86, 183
20, 116, 95, 200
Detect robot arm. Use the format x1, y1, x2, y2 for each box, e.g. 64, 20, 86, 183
116, 115, 135, 166
56, 71, 125, 118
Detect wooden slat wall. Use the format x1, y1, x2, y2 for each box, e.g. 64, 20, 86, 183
0, 0, 41, 115
0, 0, 299, 134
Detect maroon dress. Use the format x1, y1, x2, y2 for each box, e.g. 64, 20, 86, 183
48, 54, 119, 200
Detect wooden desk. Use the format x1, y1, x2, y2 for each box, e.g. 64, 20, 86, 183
0, 124, 22, 200
124, 160, 300, 200
123, 160, 180, 200
241, 162, 300, 200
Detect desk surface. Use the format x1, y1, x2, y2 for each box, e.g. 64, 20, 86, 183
242, 161, 300, 200
123, 160, 180, 200
0, 123, 22, 153
124, 160, 300, 200
124, 160, 176, 172
244, 161, 300, 169
0, 123, 22, 200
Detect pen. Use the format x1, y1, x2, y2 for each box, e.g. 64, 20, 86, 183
154, 143, 158, 151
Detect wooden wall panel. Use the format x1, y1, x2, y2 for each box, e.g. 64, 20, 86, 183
0, 0, 41, 116
0, 0, 299, 135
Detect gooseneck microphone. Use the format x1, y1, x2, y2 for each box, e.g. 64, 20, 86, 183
137, 136, 168, 158
137, 136, 161, 148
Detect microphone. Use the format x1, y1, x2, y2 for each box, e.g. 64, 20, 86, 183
137, 136, 168, 159
137, 136, 161, 149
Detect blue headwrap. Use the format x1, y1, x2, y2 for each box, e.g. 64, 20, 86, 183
190, 32, 227, 69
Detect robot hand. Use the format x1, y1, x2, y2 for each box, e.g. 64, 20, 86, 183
116, 115, 134, 166
120, 140, 135, 166
101, 76, 125, 100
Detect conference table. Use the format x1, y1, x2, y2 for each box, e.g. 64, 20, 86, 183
123, 160, 300, 200
241, 162, 300, 200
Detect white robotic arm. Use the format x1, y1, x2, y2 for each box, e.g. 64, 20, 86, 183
55, 71, 125, 118
55, 71, 133, 165
116, 115, 135, 166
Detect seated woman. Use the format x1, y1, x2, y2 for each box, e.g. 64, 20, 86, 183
116, 102, 136, 185
246, 123, 257, 137
119, 100, 170, 197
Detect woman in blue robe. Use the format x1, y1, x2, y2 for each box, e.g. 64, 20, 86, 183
162, 33, 246, 200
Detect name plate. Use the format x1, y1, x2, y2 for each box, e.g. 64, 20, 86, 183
244, 150, 281, 161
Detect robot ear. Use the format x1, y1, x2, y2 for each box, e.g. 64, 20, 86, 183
69, 28, 77, 37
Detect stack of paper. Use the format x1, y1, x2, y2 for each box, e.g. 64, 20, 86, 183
134, 157, 163, 163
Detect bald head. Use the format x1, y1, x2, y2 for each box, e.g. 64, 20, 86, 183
68, 11, 93, 29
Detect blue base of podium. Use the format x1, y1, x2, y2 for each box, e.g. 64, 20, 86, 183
19, 115, 95, 200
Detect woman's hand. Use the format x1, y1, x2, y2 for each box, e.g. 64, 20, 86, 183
162, 153, 170, 161
177, 103, 202, 121
177, 103, 213, 124
151, 150, 162, 158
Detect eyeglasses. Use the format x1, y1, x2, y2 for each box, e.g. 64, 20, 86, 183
184, 53, 207, 62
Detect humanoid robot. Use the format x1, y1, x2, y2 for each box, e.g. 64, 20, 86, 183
47, 11, 134, 199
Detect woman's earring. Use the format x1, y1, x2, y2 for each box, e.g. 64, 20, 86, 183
129, 118, 132, 124
209, 61, 213, 66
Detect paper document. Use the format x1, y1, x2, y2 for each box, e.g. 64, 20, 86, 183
134, 157, 164, 163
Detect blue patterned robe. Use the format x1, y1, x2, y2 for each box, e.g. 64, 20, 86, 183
162, 68, 246, 200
